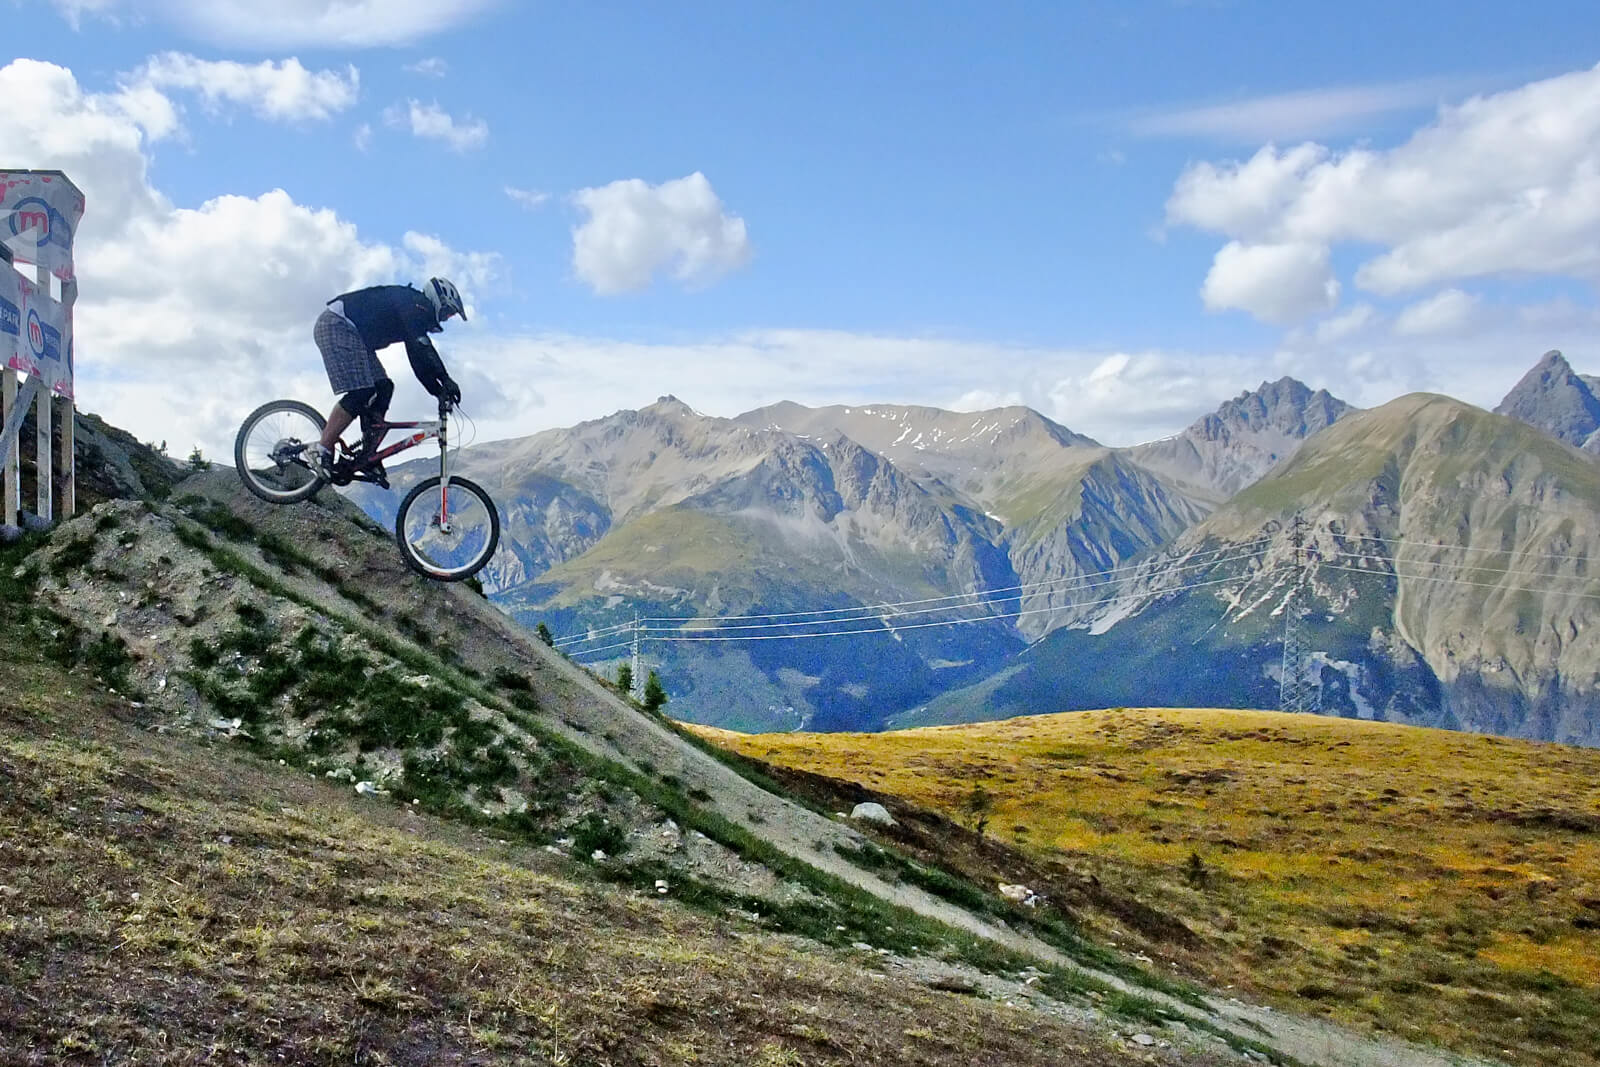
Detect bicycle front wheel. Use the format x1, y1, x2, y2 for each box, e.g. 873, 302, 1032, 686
235, 400, 326, 504
395, 475, 501, 582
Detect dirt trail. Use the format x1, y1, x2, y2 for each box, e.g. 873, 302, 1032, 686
186, 473, 1501, 1067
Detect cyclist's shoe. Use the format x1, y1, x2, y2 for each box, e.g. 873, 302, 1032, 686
303, 444, 333, 482
370, 460, 389, 490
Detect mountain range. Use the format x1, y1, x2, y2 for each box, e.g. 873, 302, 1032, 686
352, 352, 1600, 745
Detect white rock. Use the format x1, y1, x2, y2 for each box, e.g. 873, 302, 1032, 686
655, 879, 669, 895
1132, 1033, 1156, 1047
354, 781, 378, 795
851, 942, 874, 952
591, 849, 607, 861
849, 802, 896, 826
998, 883, 1032, 902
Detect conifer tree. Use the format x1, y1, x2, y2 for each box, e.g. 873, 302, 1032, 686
642, 670, 667, 711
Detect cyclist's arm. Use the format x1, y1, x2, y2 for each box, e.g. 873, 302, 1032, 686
404, 334, 460, 404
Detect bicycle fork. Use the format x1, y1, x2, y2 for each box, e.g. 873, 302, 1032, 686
435, 404, 453, 534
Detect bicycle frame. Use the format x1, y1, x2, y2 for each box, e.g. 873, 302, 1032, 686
333, 400, 455, 524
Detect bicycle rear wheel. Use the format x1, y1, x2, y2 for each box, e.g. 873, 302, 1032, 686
395, 475, 500, 582
234, 400, 326, 503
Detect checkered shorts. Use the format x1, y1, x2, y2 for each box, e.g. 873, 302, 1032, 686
313, 309, 387, 394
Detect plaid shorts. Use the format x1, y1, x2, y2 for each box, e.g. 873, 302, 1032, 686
313, 309, 387, 394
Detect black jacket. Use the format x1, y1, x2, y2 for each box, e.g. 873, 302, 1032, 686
330, 285, 453, 397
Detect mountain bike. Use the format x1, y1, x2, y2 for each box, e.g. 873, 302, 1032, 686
233, 396, 500, 582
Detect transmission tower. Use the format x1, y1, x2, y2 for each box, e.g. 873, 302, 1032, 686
630, 614, 643, 701
1279, 516, 1323, 714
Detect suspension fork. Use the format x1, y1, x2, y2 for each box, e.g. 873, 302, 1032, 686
437, 400, 452, 533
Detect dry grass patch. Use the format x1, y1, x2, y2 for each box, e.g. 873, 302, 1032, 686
691, 707, 1600, 1067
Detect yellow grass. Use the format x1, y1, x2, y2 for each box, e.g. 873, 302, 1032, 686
691, 707, 1600, 1067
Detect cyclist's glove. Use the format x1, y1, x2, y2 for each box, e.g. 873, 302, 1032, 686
440, 375, 462, 406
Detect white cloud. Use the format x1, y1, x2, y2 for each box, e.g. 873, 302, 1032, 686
384, 99, 487, 151
52, 1, 501, 48
50, 0, 125, 30
400, 232, 497, 303
405, 57, 449, 78
1313, 303, 1378, 344
1130, 78, 1466, 142
1200, 241, 1340, 323
505, 186, 549, 209
353, 122, 373, 152
570, 172, 750, 295
1167, 63, 1600, 311
0, 57, 491, 459
130, 53, 359, 122
1393, 288, 1479, 336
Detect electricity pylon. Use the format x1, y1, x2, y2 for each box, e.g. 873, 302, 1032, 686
1279, 515, 1323, 714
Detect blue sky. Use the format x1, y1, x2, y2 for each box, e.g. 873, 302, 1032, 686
7, 0, 1600, 455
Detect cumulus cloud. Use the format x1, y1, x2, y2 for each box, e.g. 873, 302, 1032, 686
51, 0, 501, 48
384, 99, 487, 151
1200, 241, 1340, 322
1393, 288, 1479, 336
1312, 303, 1378, 344
130, 53, 359, 122
1167, 63, 1600, 316
571, 172, 750, 295
0, 57, 490, 457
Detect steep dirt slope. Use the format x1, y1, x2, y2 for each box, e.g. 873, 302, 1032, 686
1, 471, 1503, 1066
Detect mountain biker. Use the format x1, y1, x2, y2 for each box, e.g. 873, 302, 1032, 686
305, 277, 466, 481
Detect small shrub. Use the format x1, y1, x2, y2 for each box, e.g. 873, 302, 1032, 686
492, 667, 531, 691
49, 534, 97, 577
570, 813, 628, 858
83, 630, 138, 695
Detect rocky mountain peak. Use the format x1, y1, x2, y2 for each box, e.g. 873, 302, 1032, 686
1200, 377, 1351, 441
644, 394, 698, 418
1126, 376, 1354, 505
1493, 350, 1600, 453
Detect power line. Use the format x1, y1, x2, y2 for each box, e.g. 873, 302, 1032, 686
643, 574, 1250, 645
1345, 534, 1597, 565
1319, 560, 1600, 601
563, 535, 1600, 661
640, 546, 1271, 635
553, 620, 635, 648
638, 537, 1272, 627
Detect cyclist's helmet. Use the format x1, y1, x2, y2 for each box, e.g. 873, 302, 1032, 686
424, 276, 468, 328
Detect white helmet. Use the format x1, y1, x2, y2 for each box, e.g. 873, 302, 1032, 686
424, 276, 467, 327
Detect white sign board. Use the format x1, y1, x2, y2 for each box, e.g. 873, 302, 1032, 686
2, 170, 83, 280
1, 170, 82, 400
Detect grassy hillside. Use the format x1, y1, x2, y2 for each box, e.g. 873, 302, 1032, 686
1, 661, 1190, 1066
1, 481, 1288, 1065
693, 708, 1600, 1067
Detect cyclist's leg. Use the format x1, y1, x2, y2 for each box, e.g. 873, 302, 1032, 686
314, 311, 381, 452
359, 378, 395, 454
342, 378, 394, 456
